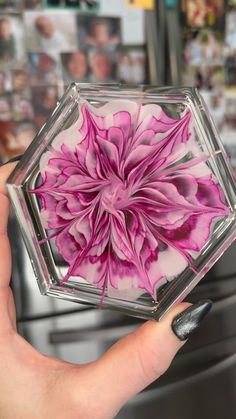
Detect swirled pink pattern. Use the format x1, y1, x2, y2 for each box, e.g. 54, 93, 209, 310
33, 99, 229, 300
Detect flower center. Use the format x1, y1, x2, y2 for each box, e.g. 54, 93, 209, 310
101, 178, 129, 213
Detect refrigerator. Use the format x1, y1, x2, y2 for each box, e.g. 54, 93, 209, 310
3, 0, 236, 418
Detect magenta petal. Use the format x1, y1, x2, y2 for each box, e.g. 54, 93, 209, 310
62, 174, 105, 192
113, 110, 132, 141
67, 197, 83, 214
196, 176, 229, 212
72, 254, 108, 288
56, 200, 76, 220
161, 213, 219, 252
39, 193, 68, 229
56, 227, 81, 264
71, 216, 91, 244
124, 144, 154, 171
107, 126, 124, 157
111, 217, 134, 261
147, 246, 188, 293
96, 135, 120, 173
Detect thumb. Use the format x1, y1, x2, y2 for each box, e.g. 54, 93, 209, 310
88, 300, 212, 416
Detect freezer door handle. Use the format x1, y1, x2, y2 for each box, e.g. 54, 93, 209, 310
130, 353, 236, 405
211, 292, 236, 313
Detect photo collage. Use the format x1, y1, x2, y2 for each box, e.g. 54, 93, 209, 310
180, 0, 236, 174
0, 0, 147, 162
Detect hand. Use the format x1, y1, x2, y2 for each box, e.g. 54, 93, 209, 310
0, 163, 211, 419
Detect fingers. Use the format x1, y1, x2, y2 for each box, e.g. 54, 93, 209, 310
0, 163, 16, 288
86, 301, 212, 416
0, 163, 18, 331
0, 162, 16, 196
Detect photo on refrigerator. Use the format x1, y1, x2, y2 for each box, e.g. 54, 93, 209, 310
182, 65, 225, 88
117, 45, 147, 84
0, 69, 11, 93
24, 11, 78, 53
11, 92, 34, 122
61, 51, 89, 83
0, 14, 26, 67
221, 88, 236, 174
88, 49, 116, 82
0, 119, 36, 162
11, 68, 29, 95
31, 85, 58, 129
0, 0, 23, 12
77, 15, 121, 53
183, 29, 224, 66
28, 52, 59, 86
45, 0, 100, 11
23, 0, 42, 9
180, 0, 225, 30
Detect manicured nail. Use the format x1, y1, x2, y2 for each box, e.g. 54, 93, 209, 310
1, 155, 22, 166
171, 299, 212, 341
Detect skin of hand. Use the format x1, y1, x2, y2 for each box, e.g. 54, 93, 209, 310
0, 163, 190, 419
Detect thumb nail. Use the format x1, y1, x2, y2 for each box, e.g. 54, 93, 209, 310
171, 299, 212, 341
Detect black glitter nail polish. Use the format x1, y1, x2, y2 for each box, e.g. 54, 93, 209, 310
171, 300, 212, 341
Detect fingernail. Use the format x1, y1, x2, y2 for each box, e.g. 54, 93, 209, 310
171, 299, 212, 341
1, 155, 22, 167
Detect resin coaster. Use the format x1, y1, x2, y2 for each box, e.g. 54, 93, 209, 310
7, 84, 236, 320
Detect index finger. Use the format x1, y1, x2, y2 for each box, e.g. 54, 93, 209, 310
0, 162, 16, 197
0, 163, 17, 288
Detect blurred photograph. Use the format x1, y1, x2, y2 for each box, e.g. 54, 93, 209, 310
221, 90, 236, 174
221, 128, 236, 175
0, 120, 15, 161
183, 30, 223, 66
31, 85, 58, 129
0, 95, 11, 121
12, 93, 34, 121
61, 51, 88, 83
118, 46, 146, 84
225, 51, 236, 86
24, 0, 42, 8
79, 0, 100, 10
0, 15, 25, 65
223, 88, 236, 119
181, 0, 224, 30
65, 0, 80, 7
225, 10, 236, 57
13, 121, 36, 152
0, 120, 36, 161
46, 0, 100, 8
0, 16, 15, 63
46, 0, 61, 6
201, 87, 225, 131
77, 16, 121, 54
220, 89, 236, 165
0, 0, 22, 11
89, 50, 114, 82
0, 70, 11, 93
11, 68, 29, 93
24, 11, 77, 53
28, 52, 58, 86
182, 65, 224, 88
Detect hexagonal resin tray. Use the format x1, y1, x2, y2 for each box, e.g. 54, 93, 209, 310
6, 84, 236, 320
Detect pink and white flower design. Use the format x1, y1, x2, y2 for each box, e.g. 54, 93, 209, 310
32, 99, 229, 300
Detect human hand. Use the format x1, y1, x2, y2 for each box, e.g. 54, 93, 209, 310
0, 163, 212, 419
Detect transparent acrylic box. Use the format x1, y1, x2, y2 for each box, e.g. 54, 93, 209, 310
7, 83, 236, 320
